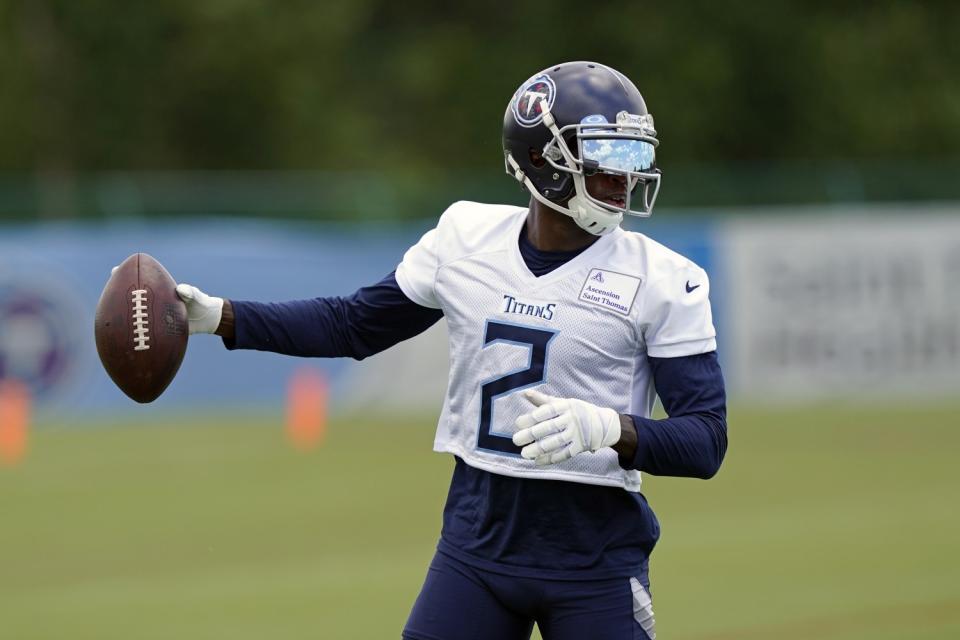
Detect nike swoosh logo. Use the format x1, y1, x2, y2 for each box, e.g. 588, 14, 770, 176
685, 281, 701, 293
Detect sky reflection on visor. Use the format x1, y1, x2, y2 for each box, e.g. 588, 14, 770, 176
581, 138, 656, 173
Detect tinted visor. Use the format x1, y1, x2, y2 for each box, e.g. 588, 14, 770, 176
581, 137, 656, 173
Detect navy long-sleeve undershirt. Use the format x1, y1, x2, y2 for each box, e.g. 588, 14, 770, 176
225, 271, 443, 359
627, 352, 727, 479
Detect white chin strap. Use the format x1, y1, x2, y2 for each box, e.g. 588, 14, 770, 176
564, 174, 624, 236
506, 155, 622, 236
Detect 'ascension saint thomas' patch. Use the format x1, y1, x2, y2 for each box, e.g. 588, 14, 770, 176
578, 269, 641, 315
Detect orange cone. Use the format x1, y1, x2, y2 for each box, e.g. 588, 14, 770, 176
0, 379, 31, 466
285, 367, 328, 451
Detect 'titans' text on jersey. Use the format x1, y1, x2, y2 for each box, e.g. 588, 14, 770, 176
396, 201, 716, 492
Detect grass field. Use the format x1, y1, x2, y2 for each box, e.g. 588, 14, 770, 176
1, 404, 959, 639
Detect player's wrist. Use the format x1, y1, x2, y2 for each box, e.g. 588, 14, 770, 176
611, 414, 637, 460
215, 299, 235, 339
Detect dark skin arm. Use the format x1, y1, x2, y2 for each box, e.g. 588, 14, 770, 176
613, 415, 638, 460
214, 300, 235, 340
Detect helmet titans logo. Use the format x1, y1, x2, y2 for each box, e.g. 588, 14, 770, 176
512, 74, 556, 128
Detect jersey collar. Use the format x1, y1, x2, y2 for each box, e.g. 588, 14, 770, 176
507, 209, 622, 286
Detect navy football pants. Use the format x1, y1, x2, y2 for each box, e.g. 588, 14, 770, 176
403, 551, 654, 640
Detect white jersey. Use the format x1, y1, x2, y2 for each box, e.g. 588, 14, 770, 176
395, 201, 716, 492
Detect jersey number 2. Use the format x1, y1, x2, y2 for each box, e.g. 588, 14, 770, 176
478, 321, 556, 455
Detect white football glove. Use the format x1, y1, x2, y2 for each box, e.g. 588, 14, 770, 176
512, 389, 621, 466
174, 284, 224, 335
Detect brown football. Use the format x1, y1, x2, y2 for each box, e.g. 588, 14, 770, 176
94, 253, 188, 403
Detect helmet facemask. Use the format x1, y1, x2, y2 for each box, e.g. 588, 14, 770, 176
524, 108, 660, 236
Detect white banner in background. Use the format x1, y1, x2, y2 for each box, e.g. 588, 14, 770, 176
725, 209, 960, 399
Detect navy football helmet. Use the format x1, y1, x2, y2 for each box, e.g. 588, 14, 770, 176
503, 61, 660, 235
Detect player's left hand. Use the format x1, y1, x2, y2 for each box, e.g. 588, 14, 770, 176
512, 390, 621, 466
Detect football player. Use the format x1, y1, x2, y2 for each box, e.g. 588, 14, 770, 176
177, 61, 727, 640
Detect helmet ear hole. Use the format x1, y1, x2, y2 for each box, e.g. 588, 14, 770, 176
529, 148, 546, 168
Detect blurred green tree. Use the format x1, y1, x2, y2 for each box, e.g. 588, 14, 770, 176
0, 0, 958, 216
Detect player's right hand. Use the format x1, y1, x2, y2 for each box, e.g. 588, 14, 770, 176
175, 284, 224, 335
